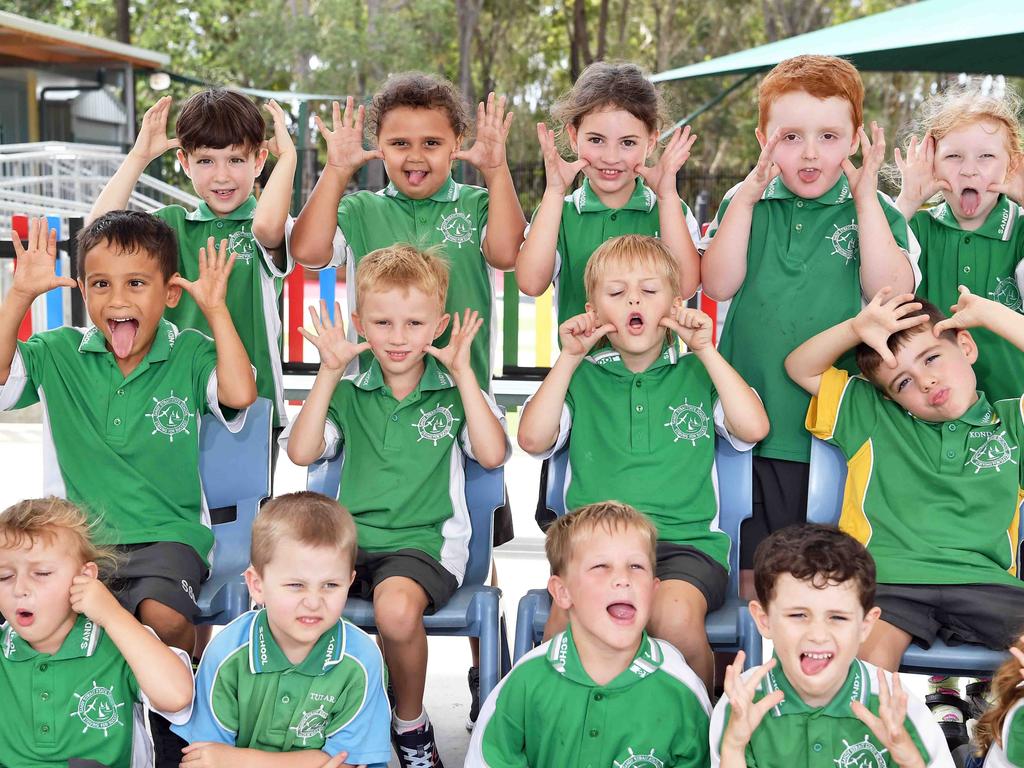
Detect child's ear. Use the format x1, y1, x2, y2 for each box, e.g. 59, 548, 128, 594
584, 301, 594, 314
548, 574, 573, 612
645, 130, 658, 159
850, 125, 862, 156
351, 311, 364, 338
77, 278, 87, 298
755, 127, 768, 150
165, 273, 183, 308
434, 312, 451, 340
748, 599, 772, 639
566, 124, 579, 155
956, 329, 979, 364
859, 605, 882, 643
672, 296, 684, 311
244, 566, 264, 604
81, 561, 99, 579
254, 146, 269, 175
177, 149, 191, 178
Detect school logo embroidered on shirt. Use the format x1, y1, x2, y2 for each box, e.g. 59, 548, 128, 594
227, 229, 257, 264
412, 404, 461, 445
290, 705, 329, 745
989, 276, 1023, 312
145, 391, 191, 443
834, 736, 888, 768
664, 400, 710, 446
968, 431, 1019, 474
70, 681, 126, 736
436, 208, 476, 247
827, 220, 860, 264
614, 747, 664, 768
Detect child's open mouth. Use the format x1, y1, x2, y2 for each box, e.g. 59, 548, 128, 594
598, 168, 623, 180
607, 602, 636, 623
297, 616, 323, 627
107, 318, 139, 359
800, 651, 833, 675
387, 350, 410, 362
15, 609, 34, 627
960, 187, 981, 217
627, 312, 645, 336
798, 168, 821, 184
212, 189, 236, 200
404, 170, 429, 186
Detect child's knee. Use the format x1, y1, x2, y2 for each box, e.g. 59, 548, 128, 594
373, 580, 428, 636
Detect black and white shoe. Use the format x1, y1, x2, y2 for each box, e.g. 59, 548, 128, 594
466, 665, 481, 730
392, 721, 445, 768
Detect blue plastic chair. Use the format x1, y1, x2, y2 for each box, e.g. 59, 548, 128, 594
195, 398, 272, 626
808, 436, 1013, 676
513, 439, 763, 667
307, 446, 510, 705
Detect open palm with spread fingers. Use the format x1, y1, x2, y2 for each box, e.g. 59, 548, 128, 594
636, 125, 698, 198
894, 132, 951, 209
842, 122, 887, 198
538, 122, 589, 193
558, 311, 616, 357
721, 654, 786, 752
170, 237, 235, 314
852, 288, 929, 367
265, 99, 295, 159
850, 670, 926, 768
426, 309, 481, 377
129, 95, 180, 163
315, 96, 383, 174
455, 93, 515, 172
10, 218, 77, 300
739, 128, 783, 203
300, 300, 370, 373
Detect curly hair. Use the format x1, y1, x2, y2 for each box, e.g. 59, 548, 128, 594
365, 72, 470, 139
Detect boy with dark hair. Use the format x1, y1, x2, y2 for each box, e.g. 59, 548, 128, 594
785, 286, 1024, 672
0, 212, 255, 651
89, 89, 295, 447
174, 491, 390, 767
701, 54, 921, 588
711, 524, 952, 768
468, 501, 712, 768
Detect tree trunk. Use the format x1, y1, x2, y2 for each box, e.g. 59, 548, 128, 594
595, 0, 610, 61
115, 0, 130, 43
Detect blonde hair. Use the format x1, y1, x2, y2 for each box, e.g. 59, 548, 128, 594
0, 497, 119, 578
545, 501, 657, 576
354, 244, 449, 309
907, 80, 1024, 189
250, 492, 357, 572
583, 234, 681, 301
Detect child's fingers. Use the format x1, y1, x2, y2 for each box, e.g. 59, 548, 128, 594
314, 114, 329, 140
332, 100, 342, 130
306, 305, 325, 334
752, 689, 785, 720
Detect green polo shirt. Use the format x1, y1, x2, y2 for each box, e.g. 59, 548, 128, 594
0, 320, 244, 565
703, 175, 920, 463
156, 196, 291, 427
530, 345, 754, 568
289, 356, 509, 583
537, 177, 701, 325
912, 196, 1024, 402
710, 658, 949, 768
324, 175, 495, 388
467, 626, 711, 768
172, 609, 390, 766
808, 367, 1024, 589
0, 614, 191, 768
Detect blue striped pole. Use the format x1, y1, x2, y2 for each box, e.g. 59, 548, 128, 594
319, 267, 336, 321
46, 215, 63, 329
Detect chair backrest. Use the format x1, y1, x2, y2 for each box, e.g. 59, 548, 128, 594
543, 438, 753, 593
199, 398, 272, 511
806, 437, 848, 525
306, 446, 505, 589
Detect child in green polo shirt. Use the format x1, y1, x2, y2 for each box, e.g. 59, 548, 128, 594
785, 286, 1024, 674
0, 212, 255, 657
711, 524, 951, 768
701, 54, 920, 586
517, 233, 769, 690
0, 496, 195, 768
893, 81, 1024, 402
283, 244, 510, 768
515, 60, 702, 322
89, 89, 296, 451
468, 501, 712, 768
172, 491, 390, 768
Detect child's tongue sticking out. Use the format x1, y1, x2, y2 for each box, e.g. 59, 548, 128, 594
800, 651, 832, 676
960, 188, 980, 217
109, 319, 139, 359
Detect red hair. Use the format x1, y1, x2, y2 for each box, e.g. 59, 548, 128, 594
758, 55, 864, 133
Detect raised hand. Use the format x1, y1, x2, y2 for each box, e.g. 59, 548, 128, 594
894, 132, 951, 210
932, 285, 995, 335
850, 670, 926, 768
179, 741, 236, 767
989, 160, 1024, 206
264, 99, 295, 159
738, 128, 783, 204
10, 218, 76, 301
538, 122, 589, 194
426, 309, 481, 377
558, 311, 615, 357
635, 125, 697, 199
170, 237, 235, 314
314, 96, 384, 174
660, 307, 714, 352
851, 287, 929, 367
842, 122, 887, 199
454, 93, 514, 173
69, 573, 122, 627
128, 96, 179, 163
299, 300, 370, 373
721, 654, 785, 752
